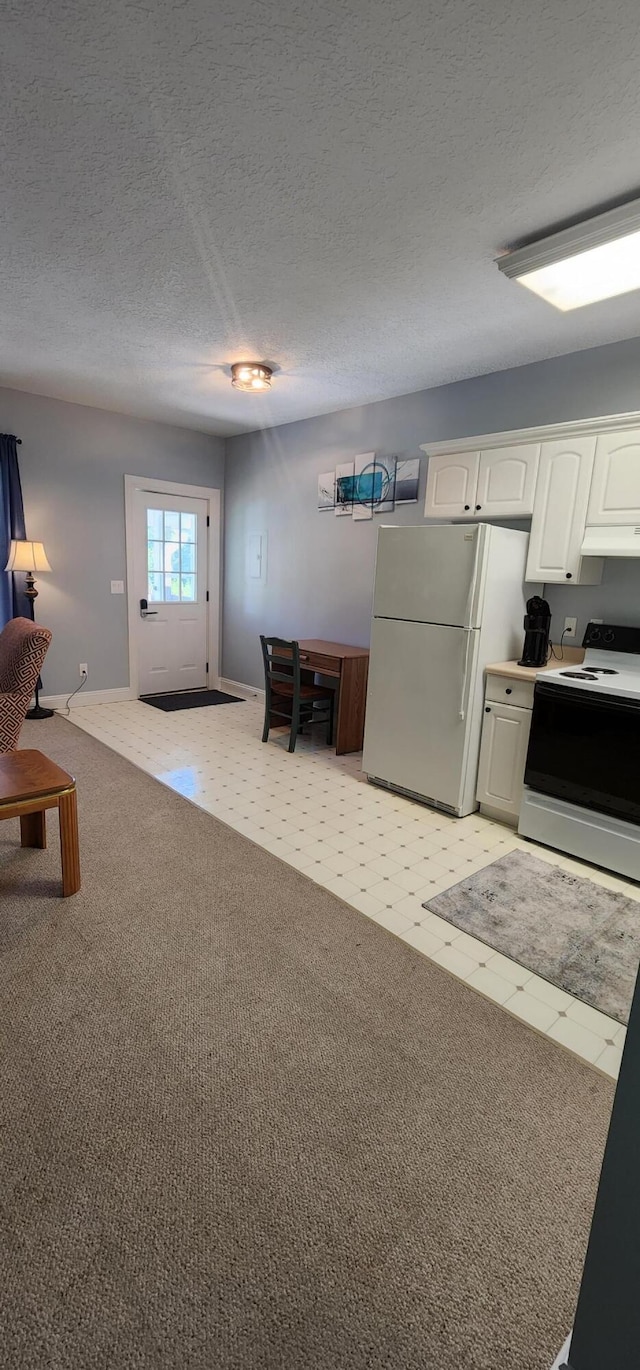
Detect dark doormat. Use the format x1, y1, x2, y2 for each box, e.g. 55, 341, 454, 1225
140, 689, 244, 712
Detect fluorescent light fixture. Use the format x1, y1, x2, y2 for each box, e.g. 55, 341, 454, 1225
496, 198, 640, 310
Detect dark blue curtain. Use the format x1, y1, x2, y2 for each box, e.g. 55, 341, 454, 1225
0, 433, 28, 627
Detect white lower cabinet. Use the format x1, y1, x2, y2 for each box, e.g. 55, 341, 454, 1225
476, 682, 533, 823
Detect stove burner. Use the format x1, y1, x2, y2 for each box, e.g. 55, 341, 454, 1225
560, 670, 599, 680
585, 667, 619, 675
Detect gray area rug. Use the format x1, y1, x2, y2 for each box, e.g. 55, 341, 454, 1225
425, 848, 640, 1025
0, 718, 614, 1370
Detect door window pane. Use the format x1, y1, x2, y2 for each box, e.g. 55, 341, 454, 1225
164, 541, 180, 574
181, 542, 195, 573
147, 541, 163, 573
146, 507, 200, 603
164, 510, 181, 542
147, 508, 163, 540
180, 513, 196, 543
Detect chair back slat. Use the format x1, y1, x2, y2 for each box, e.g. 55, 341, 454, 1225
260, 636, 301, 690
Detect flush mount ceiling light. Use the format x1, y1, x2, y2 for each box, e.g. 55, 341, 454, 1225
230, 362, 272, 392
496, 198, 640, 310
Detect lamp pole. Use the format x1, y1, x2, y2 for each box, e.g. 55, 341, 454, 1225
4, 540, 54, 720
24, 569, 53, 720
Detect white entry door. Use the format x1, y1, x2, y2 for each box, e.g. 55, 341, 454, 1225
133, 489, 209, 695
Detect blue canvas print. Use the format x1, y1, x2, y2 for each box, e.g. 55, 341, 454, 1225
346, 470, 383, 504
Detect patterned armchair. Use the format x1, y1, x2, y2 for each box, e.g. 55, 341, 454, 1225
0, 617, 52, 752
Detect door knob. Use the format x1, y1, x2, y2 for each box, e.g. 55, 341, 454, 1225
140, 597, 158, 617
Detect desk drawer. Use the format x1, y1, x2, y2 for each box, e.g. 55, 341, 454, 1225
300, 651, 341, 675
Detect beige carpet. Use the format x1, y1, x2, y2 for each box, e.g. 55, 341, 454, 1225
0, 716, 613, 1370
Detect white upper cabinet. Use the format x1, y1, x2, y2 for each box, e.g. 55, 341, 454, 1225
424, 451, 480, 519
423, 416, 640, 560
474, 444, 540, 518
424, 444, 539, 520
526, 437, 603, 585
587, 429, 640, 525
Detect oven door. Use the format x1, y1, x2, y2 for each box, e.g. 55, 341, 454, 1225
525, 680, 640, 825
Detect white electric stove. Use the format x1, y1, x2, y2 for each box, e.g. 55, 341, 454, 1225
519, 623, 640, 882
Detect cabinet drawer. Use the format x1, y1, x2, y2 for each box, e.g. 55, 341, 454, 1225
485, 674, 535, 709
299, 651, 342, 675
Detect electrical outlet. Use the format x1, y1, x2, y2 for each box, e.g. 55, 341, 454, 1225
563, 617, 578, 638
79, 663, 88, 678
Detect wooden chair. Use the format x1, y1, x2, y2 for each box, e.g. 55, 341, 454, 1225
260, 636, 335, 753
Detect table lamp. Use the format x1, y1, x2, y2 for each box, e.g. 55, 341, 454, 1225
4, 539, 53, 719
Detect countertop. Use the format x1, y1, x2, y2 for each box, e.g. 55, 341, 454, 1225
486, 646, 584, 682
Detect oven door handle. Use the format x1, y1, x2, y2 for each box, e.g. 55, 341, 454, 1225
534, 680, 640, 713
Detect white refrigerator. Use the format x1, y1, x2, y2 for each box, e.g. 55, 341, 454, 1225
362, 523, 531, 817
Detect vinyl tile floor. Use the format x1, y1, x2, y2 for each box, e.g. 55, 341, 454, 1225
66, 693, 637, 1080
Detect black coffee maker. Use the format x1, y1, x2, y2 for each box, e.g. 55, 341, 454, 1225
518, 595, 551, 668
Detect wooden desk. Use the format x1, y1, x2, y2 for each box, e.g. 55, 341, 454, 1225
275, 640, 369, 754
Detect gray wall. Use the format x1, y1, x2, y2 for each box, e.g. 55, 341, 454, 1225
0, 386, 224, 696
223, 336, 640, 687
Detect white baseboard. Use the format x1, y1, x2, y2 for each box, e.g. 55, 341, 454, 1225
38, 679, 261, 711
551, 1332, 572, 1368
39, 686, 135, 710
220, 676, 265, 702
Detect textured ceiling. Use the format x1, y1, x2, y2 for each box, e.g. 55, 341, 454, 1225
3, 0, 640, 436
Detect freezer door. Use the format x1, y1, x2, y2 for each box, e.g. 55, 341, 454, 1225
362, 618, 475, 811
372, 524, 484, 627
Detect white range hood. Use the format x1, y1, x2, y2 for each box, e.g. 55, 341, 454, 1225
581, 524, 640, 557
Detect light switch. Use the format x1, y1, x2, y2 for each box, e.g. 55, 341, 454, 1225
111, 580, 125, 594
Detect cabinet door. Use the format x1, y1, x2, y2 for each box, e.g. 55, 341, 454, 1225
476, 701, 531, 819
475, 444, 540, 518
526, 437, 597, 583
424, 451, 479, 519
587, 429, 640, 524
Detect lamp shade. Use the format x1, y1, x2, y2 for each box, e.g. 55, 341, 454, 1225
4, 540, 52, 573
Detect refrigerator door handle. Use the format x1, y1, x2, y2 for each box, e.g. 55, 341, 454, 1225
463, 533, 481, 629
459, 629, 474, 721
